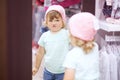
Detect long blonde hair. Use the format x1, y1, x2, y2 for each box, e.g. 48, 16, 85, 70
70, 34, 95, 54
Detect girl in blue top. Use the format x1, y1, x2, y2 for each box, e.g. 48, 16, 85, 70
32, 5, 70, 80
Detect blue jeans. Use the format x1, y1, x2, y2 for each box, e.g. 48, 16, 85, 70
43, 68, 64, 80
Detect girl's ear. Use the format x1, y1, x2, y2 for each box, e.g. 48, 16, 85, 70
43, 21, 47, 27
62, 20, 65, 28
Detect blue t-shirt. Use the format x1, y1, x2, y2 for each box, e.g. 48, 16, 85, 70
38, 29, 70, 73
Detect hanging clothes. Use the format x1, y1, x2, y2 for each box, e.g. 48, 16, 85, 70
99, 44, 120, 80
111, 0, 120, 19
102, 1, 113, 17
51, 0, 81, 8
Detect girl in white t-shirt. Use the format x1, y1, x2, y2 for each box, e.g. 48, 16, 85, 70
63, 12, 100, 80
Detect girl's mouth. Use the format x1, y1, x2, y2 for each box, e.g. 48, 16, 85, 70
53, 25, 56, 27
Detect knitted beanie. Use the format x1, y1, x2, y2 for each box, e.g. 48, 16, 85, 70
45, 5, 66, 24
69, 12, 99, 41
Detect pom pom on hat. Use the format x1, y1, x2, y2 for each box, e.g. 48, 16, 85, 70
45, 5, 66, 23
69, 12, 99, 41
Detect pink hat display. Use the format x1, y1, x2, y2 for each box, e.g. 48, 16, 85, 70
45, 5, 66, 23
69, 12, 99, 41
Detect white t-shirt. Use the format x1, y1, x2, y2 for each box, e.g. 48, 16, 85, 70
63, 42, 99, 80
38, 29, 70, 73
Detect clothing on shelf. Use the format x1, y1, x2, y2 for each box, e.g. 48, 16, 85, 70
106, 17, 120, 24
101, 0, 120, 19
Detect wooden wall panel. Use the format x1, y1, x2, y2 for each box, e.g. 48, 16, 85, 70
0, 0, 32, 80
0, 0, 7, 79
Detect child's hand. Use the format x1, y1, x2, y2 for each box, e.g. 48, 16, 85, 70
32, 67, 38, 76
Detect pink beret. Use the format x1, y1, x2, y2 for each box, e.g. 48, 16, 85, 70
69, 12, 99, 41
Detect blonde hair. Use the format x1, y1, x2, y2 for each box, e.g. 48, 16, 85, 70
44, 10, 65, 28
70, 34, 95, 54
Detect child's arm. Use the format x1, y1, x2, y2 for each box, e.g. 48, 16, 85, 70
32, 46, 45, 76
63, 68, 75, 80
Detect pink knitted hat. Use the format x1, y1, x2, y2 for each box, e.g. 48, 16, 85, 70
45, 5, 66, 23
69, 12, 99, 41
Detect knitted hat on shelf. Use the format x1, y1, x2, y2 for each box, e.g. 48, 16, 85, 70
44, 5, 66, 24
69, 12, 99, 41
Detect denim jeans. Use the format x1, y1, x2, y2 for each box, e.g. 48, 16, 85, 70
43, 68, 64, 80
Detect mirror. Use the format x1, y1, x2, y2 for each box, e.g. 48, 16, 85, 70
32, 0, 82, 80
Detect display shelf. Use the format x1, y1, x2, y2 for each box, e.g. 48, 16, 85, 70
100, 20, 120, 32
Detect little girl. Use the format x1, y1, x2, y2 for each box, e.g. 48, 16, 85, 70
63, 12, 100, 80
32, 5, 70, 80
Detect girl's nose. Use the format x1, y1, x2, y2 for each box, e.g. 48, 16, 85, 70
52, 21, 56, 25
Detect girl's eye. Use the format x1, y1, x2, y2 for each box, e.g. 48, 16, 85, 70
49, 20, 52, 22
56, 20, 60, 21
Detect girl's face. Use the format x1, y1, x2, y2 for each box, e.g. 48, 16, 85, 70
46, 11, 64, 33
